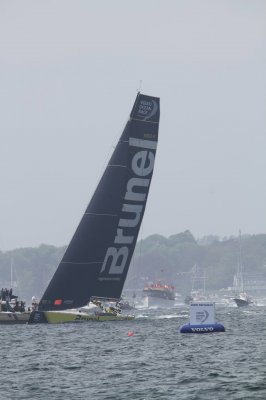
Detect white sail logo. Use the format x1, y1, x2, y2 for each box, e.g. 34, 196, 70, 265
136, 100, 158, 120
99, 137, 157, 278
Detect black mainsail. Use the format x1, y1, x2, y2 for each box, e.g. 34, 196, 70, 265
38, 93, 160, 311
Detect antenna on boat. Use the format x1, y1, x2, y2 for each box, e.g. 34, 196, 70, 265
138, 80, 142, 92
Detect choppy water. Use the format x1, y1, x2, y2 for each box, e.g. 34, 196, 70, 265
1, 305, 266, 400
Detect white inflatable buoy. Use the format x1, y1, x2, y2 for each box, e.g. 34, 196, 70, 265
180, 302, 225, 334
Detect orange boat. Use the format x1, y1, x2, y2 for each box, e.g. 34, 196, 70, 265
143, 280, 175, 308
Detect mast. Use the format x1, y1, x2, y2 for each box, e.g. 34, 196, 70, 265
10, 258, 13, 289
237, 230, 244, 293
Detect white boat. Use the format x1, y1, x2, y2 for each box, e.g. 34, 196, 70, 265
0, 293, 30, 324
0, 309, 30, 324
233, 292, 253, 307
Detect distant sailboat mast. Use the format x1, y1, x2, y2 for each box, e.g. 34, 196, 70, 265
237, 230, 244, 293
10, 258, 13, 289
232, 229, 254, 307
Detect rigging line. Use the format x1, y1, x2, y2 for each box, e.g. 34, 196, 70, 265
138, 80, 142, 93
136, 221, 144, 287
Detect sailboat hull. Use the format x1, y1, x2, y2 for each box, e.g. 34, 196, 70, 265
29, 310, 134, 324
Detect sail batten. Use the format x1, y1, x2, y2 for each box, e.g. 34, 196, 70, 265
61, 261, 102, 265
108, 164, 127, 168
38, 92, 160, 311
131, 119, 159, 123
129, 138, 158, 149
84, 213, 118, 217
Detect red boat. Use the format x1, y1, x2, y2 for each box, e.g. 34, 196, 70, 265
143, 281, 175, 308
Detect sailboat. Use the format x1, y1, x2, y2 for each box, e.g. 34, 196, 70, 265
233, 231, 253, 307
184, 264, 207, 304
28, 92, 160, 324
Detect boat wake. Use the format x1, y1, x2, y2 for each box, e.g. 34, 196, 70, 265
155, 314, 187, 319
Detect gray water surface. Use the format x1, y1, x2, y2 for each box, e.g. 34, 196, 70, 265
1, 306, 266, 399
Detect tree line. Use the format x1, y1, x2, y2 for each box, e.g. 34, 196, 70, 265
1, 231, 266, 302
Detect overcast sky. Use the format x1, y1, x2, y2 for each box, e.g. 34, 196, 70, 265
0, 0, 265, 251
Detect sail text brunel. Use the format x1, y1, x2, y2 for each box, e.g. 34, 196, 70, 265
98, 137, 157, 281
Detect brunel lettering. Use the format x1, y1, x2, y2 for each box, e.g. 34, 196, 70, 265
100, 138, 157, 278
